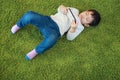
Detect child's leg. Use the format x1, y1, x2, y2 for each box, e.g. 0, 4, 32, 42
11, 25, 20, 34
25, 49, 38, 60
25, 33, 60, 60
11, 11, 46, 34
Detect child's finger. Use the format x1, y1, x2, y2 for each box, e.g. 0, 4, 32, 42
72, 20, 76, 24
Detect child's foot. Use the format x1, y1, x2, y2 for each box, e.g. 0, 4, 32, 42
11, 25, 20, 34
25, 49, 38, 60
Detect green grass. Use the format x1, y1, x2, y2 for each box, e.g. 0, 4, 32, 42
0, 0, 120, 80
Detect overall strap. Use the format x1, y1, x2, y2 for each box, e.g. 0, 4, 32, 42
68, 8, 76, 23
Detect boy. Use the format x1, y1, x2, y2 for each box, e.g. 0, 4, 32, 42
11, 5, 101, 60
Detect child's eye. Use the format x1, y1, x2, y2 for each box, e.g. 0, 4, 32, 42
86, 18, 89, 22
86, 12, 89, 15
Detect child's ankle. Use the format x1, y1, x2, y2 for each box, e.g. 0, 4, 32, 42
25, 49, 38, 60
11, 25, 20, 34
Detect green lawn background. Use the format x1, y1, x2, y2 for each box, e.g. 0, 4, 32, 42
0, 0, 120, 80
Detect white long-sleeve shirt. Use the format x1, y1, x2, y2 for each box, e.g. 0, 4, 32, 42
50, 6, 84, 40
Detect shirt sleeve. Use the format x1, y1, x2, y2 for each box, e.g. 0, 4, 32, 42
66, 26, 84, 41
57, 5, 62, 13
57, 5, 79, 15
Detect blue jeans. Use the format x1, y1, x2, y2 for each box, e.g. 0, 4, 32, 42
16, 11, 60, 54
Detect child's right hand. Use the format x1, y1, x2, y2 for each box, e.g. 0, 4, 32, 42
59, 5, 68, 14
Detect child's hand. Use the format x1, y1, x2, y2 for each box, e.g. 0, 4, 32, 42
71, 21, 78, 29
69, 21, 78, 33
59, 5, 68, 14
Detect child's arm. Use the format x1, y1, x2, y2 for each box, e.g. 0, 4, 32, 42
58, 5, 79, 16
57, 5, 68, 14
67, 22, 84, 41
69, 21, 78, 33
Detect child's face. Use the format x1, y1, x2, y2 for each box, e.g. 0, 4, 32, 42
79, 10, 94, 27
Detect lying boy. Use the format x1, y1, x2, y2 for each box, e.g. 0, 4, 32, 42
11, 5, 101, 60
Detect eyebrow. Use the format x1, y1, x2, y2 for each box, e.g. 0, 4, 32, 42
86, 12, 89, 15
86, 18, 89, 22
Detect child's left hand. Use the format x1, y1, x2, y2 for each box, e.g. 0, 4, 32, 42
71, 20, 78, 29
69, 21, 78, 33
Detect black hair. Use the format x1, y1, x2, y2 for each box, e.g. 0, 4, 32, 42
88, 9, 101, 26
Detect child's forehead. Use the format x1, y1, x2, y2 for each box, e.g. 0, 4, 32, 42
87, 10, 94, 14
81, 10, 94, 15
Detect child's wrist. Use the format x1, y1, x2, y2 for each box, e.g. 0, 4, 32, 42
69, 27, 76, 33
